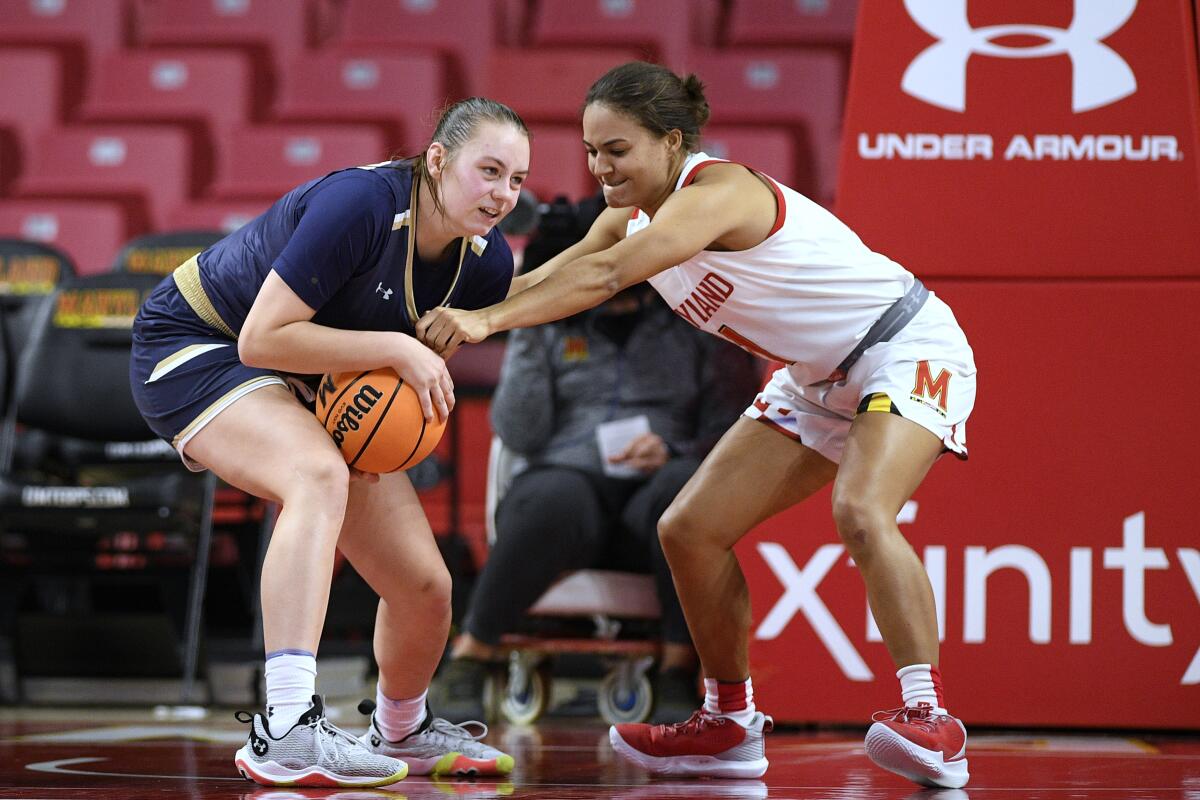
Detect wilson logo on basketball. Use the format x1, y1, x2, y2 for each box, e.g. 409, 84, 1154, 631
314, 367, 447, 473
329, 384, 384, 446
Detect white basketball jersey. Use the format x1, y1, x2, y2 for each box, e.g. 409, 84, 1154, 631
628, 152, 915, 386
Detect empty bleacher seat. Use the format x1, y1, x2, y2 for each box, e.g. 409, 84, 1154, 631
529, 0, 692, 69
332, 0, 496, 95
111, 229, 224, 275
487, 48, 640, 124
165, 199, 269, 234
690, 49, 845, 202
80, 49, 254, 139
0, 49, 64, 179
0, 200, 128, 275
0, 270, 217, 701
0, 239, 73, 302
274, 48, 445, 153
0, 239, 73, 434
0, 0, 128, 111
133, 0, 313, 101
701, 126, 797, 188
726, 0, 859, 47
14, 125, 193, 233
207, 124, 387, 200
526, 125, 593, 203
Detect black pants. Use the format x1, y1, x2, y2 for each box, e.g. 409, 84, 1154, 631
462, 459, 699, 646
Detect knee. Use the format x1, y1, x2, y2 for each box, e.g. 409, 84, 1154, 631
283, 453, 351, 514
830, 492, 894, 563
407, 563, 453, 620
657, 499, 708, 560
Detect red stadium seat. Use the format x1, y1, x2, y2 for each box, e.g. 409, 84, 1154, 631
207, 124, 388, 200
726, 0, 859, 47
487, 48, 640, 124
165, 199, 270, 234
495, 0, 527, 45
0, 199, 129, 275
700, 126, 797, 189
526, 124, 593, 203
133, 0, 312, 97
332, 0, 496, 95
693, 0, 723, 47
14, 125, 192, 232
79, 49, 253, 141
690, 49, 845, 202
0, 49, 63, 179
0, 0, 128, 110
274, 47, 445, 154
529, 0, 692, 69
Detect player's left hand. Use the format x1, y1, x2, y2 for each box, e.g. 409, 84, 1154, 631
417, 306, 492, 358
609, 432, 670, 474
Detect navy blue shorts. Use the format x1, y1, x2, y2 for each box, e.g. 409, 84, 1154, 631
130, 276, 306, 470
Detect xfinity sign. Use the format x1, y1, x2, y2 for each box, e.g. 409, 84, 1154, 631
902, 0, 1138, 113
755, 506, 1200, 686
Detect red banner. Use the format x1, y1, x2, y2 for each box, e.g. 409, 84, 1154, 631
742, 280, 1200, 729
835, 0, 1200, 278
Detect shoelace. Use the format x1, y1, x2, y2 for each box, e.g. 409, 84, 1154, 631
311, 716, 369, 763
426, 716, 490, 748
872, 702, 940, 731
664, 710, 727, 737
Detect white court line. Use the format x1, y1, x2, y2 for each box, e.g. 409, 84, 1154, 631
25, 757, 243, 782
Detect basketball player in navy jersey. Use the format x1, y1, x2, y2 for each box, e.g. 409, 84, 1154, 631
130, 98, 527, 787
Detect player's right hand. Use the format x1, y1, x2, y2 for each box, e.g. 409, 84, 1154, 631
393, 334, 455, 422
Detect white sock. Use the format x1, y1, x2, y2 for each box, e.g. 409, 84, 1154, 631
264, 650, 317, 737
374, 686, 428, 742
703, 676, 757, 727
897, 663, 947, 715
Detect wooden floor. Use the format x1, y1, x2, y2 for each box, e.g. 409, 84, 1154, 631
2, 701, 1197, 799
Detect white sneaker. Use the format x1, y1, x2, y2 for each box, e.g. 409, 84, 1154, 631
358, 701, 514, 776
233, 695, 408, 787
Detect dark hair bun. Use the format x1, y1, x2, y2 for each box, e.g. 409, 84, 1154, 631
681, 74, 710, 128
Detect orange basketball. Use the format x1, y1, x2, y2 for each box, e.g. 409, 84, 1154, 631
314, 367, 447, 473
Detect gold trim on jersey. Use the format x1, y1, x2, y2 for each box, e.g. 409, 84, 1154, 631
403, 176, 468, 325
172, 255, 237, 339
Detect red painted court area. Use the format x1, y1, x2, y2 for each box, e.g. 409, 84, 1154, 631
2, 705, 1198, 800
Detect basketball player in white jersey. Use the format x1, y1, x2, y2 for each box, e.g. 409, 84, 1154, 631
418, 62, 976, 790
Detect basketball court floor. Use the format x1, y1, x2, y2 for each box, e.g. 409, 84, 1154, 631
2, 699, 1197, 799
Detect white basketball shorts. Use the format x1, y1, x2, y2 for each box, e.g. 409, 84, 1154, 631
744, 294, 977, 464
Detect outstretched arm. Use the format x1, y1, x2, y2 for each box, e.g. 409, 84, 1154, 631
418, 178, 743, 354
506, 212, 620, 297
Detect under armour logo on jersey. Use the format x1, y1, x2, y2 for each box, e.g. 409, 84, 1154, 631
376, 283, 394, 300
902, 0, 1137, 112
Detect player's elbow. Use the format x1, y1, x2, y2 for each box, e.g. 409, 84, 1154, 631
237, 324, 268, 367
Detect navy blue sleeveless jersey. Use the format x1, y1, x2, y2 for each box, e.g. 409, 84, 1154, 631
198, 160, 513, 334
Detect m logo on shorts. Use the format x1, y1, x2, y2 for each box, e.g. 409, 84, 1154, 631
912, 360, 951, 412
902, 0, 1138, 113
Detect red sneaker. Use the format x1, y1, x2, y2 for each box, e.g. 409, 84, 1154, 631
609, 709, 773, 779
864, 703, 970, 789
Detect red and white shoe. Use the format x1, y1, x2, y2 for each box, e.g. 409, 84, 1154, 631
609, 709, 773, 779
864, 703, 970, 789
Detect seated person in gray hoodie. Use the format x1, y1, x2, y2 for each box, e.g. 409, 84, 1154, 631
431, 256, 761, 723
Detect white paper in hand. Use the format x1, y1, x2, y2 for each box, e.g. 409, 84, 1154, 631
596, 414, 651, 478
